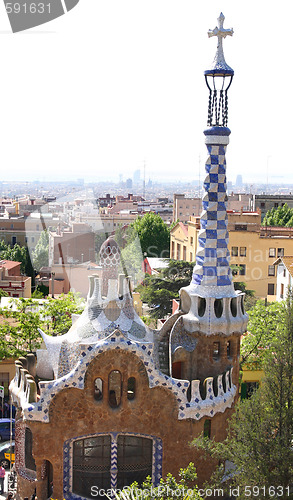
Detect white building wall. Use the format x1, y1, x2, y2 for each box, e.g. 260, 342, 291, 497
276, 263, 291, 301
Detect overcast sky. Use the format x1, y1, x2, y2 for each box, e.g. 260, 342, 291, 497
0, 1, 292, 186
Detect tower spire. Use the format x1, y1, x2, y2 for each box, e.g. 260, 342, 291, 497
181, 14, 248, 337
205, 13, 234, 127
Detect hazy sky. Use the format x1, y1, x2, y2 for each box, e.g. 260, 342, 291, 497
0, 1, 292, 186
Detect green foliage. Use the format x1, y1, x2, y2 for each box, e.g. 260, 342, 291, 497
32, 284, 49, 298
32, 287, 45, 299
95, 231, 109, 257
120, 235, 144, 286
0, 242, 27, 274
112, 463, 203, 500
233, 281, 257, 310
140, 315, 155, 327
0, 242, 35, 289
42, 292, 85, 335
262, 202, 293, 227
0, 289, 9, 298
0, 298, 43, 358
241, 300, 284, 368
136, 260, 193, 319
129, 212, 170, 258
32, 229, 49, 271
0, 292, 85, 359
193, 293, 293, 499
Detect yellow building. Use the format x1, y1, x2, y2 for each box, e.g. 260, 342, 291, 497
0, 358, 16, 397
241, 362, 264, 399
170, 211, 293, 298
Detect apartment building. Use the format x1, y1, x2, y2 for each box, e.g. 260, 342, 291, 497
170, 211, 293, 298
173, 193, 253, 224
49, 223, 95, 266
0, 214, 59, 248
254, 194, 293, 221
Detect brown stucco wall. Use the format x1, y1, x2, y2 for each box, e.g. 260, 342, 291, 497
19, 350, 235, 499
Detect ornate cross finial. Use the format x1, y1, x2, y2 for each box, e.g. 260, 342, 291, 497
207, 13, 233, 74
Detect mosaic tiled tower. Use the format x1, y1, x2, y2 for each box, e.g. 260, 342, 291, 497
192, 126, 233, 292
193, 12, 234, 296
179, 13, 248, 342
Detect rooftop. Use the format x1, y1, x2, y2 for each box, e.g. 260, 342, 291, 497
0, 260, 21, 270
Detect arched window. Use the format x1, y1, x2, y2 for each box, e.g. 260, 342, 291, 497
212, 342, 220, 360
203, 420, 211, 439
227, 340, 232, 358
198, 297, 206, 317
127, 377, 136, 400
230, 297, 237, 317
214, 299, 223, 318
94, 378, 103, 401
25, 428, 36, 471
108, 370, 122, 408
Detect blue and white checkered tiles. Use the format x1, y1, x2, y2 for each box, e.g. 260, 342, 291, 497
192, 141, 233, 287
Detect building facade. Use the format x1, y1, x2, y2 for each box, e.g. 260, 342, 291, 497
274, 256, 293, 301
171, 212, 293, 298
254, 194, 293, 221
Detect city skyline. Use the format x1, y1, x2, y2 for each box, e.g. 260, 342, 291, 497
0, 2, 292, 184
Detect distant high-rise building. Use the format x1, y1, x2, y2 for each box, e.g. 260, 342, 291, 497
126, 178, 133, 189
133, 169, 141, 184
236, 174, 243, 187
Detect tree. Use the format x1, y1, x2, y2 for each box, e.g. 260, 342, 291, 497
0, 293, 85, 359
0, 242, 27, 274
114, 463, 203, 500
193, 294, 293, 499
136, 260, 193, 319
42, 292, 85, 335
0, 298, 42, 358
32, 284, 49, 298
233, 280, 257, 310
262, 203, 293, 227
129, 213, 170, 258
32, 229, 49, 271
241, 300, 284, 369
